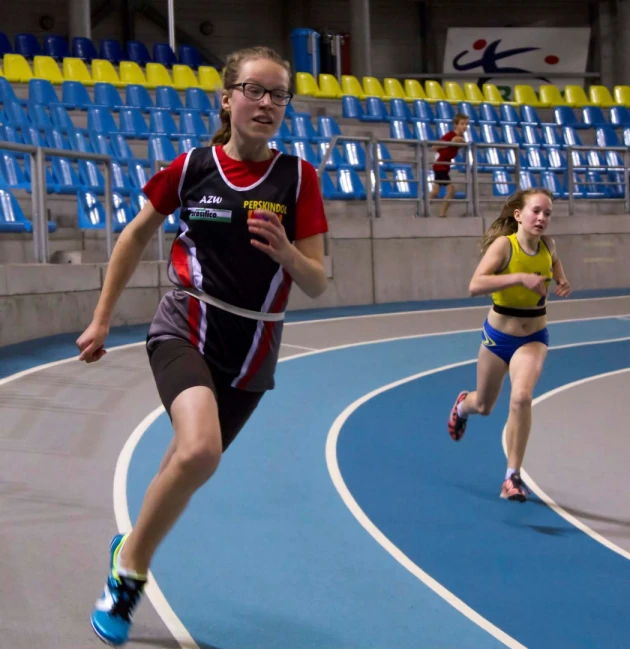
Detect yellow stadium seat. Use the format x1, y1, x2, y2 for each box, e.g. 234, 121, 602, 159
63, 57, 94, 86
444, 81, 465, 104
589, 85, 616, 107
318, 73, 342, 99
513, 84, 547, 107
341, 75, 365, 99
146, 62, 173, 87
198, 65, 222, 92
614, 85, 630, 107
564, 85, 595, 107
91, 59, 125, 87
119, 61, 148, 86
173, 64, 199, 91
3, 54, 33, 83
404, 79, 427, 101
538, 84, 568, 107
383, 78, 408, 101
362, 76, 385, 98
424, 80, 447, 103
296, 72, 319, 96
33, 56, 64, 84
482, 83, 504, 104
463, 82, 486, 105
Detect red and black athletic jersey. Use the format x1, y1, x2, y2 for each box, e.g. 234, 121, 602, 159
432, 130, 459, 172
145, 145, 328, 391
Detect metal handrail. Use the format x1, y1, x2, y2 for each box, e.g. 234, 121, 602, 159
0, 142, 113, 262
391, 72, 601, 80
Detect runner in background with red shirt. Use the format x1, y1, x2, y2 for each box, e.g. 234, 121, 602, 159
430, 113, 469, 217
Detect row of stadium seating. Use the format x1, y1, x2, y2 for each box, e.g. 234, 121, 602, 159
0, 32, 201, 68
0, 54, 222, 90
297, 73, 630, 108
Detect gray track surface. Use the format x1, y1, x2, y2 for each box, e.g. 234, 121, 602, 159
1, 297, 628, 648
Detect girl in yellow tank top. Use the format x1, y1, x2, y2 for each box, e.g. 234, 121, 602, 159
446, 188, 571, 502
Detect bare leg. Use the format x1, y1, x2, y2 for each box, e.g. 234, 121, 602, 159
439, 184, 456, 217
505, 342, 547, 470
120, 386, 222, 574
460, 345, 509, 417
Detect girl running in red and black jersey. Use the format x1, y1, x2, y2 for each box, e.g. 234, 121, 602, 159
77, 46, 328, 646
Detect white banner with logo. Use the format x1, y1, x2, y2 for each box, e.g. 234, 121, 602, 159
443, 28, 591, 101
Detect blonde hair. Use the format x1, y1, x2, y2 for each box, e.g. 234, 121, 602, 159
481, 188, 553, 254
211, 46, 292, 146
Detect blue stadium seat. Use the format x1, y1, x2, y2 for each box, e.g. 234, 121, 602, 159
44, 35, 68, 61
519, 170, 539, 190
127, 161, 152, 190
72, 37, 98, 62
100, 39, 124, 65
582, 106, 608, 128
317, 141, 343, 170
110, 134, 149, 165
119, 107, 150, 139
77, 189, 130, 231
434, 100, 454, 123
478, 103, 499, 124
27, 103, 53, 131
45, 128, 69, 151
149, 109, 179, 137
499, 104, 520, 125
0, 151, 30, 189
542, 125, 563, 148
0, 188, 55, 232
435, 121, 452, 137
317, 116, 342, 140
596, 126, 622, 148
51, 157, 83, 194
501, 124, 523, 146
126, 41, 152, 67
68, 130, 93, 153
50, 105, 84, 135
291, 139, 318, 166
546, 147, 567, 171
413, 100, 435, 122
374, 142, 393, 170
179, 44, 201, 70
28, 79, 60, 106
15, 33, 42, 59
153, 43, 177, 68
321, 168, 366, 200
610, 106, 630, 128
484, 147, 510, 171
185, 87, 214, 115
290, 115, 320, 142
390, 119, 412, 140
0, 32, 12, 57
492, 170, 517, 197
91, 132, 117, 158
148, 134, 177, 163
94, 83, 125, 112
179, 136, 200, 154
4, 101, 31, 130
126, 84, 155, 113
562, 126, 583, 147
267, 138, 287, 154
208, 111, 221, 135
413, 121, 436, 142
272, 121, 292, 141
521, 124, 544, 147
526, 147, 550, 172
78, 159, 105, 193
341, 95, 363, 120
1, 125, 22, 145
61, 81, 93, 110
457, 101, 479, 124
179, 110, 209, 138
362, 97, 389, 123
554, 106, 589, 130
111, 161, 134, 196
540, 170, 566, 198
389, 98, 412, 121
21, 125, 46, 147
341, 141, 366, 171
389, 166, 419, 199
155, 86, 185, 112
0, 78, 27, 106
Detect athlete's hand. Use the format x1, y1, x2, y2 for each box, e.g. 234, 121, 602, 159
555, 278, 572, 298
521, 273, 548, 296
76, 320, 109, 363
452, 136, 465, 143
247, 210, 294, 266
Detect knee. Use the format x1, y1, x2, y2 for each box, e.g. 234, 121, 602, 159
510, 388, 532, 410
174, 438, 221, 486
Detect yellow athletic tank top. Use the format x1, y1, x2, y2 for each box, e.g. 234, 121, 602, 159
492, 233, 553, 310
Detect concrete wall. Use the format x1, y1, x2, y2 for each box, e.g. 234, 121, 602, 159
3, 213, 630, 346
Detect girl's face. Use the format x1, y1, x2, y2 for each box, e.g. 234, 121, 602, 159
515, 192, 552, 236
223, 58, 290, 143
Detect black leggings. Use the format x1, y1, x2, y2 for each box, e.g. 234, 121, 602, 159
148, 338, 265, 451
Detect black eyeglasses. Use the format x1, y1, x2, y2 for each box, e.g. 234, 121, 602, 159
229, 82, 293, 106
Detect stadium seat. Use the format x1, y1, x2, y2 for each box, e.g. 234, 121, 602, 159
0, 32, 12, 57
146, 62, 173, 88
32, 56, 64, 84
291, 139, 318, 166
148, 134, 177, 163
94, 83, 124, 111
389, 98, 412, 121
28, 78, 60, 105
317, 115, 342, 140
564, 85, 595, 107
425, 80, 447, 103
363, 76, 386, 98
44, 35, 68, 61
180, 109, 209, 138
185, 87, 214, 114
610, 105, 630, 127
513, 85, 546, 107
0, 188, 55, 232
539, 84, 568, 107
317, 73, 342, 99
15, 33, 42, 60
588, 85, 616, 108
362, 97, 389, 122
126, 41, 152, 67
153, 43, 177, 68
155, 85, 185, 112
173, 64, 199, 91
317, 141, 343, 170
341, 75, 365, 100
149, 108, 179, 136
554, 106, 589, 129
179, 44, 201, 70
3, 54, 33, 83
614, 85, 630, 107
119, 61, 148, 86
341, 95, 364, 120
92, 59, 125, 87
100, 39, 124, 65
119, 107, 150, 138
63, 57, 94, 86
464, 82, 485, 105
61, 80, 93, 110
383, 78, 408, 101
482, 83, 506, 105
413, 100, 435, 122
296, 72, 319, 97
582, 106, 609, 128
198, 66, 222, 91
321, 168, 366, 200
444, 81, 466, 104
404, 79, 427, 101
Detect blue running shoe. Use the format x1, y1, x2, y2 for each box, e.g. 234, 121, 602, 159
90, 533, 147, 646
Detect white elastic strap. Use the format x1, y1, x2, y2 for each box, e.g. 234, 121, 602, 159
182, 288, 285, 322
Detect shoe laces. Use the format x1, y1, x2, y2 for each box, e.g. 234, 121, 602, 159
109, 575, 145, 622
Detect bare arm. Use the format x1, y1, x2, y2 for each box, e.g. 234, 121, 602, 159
543, 236, 572, 297
286, 234, 328, 298
77, 201, 167, 361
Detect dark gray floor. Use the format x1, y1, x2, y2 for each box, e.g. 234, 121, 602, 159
1, 297, 629, 648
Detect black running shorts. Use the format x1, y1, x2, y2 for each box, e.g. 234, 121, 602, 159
148, 337, 265, 451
